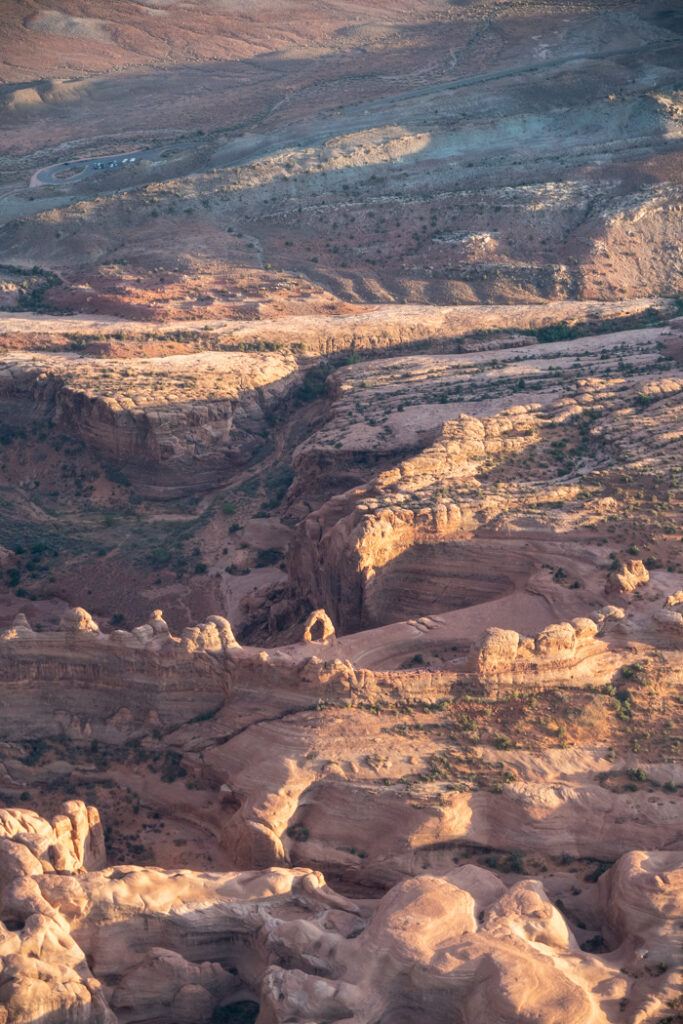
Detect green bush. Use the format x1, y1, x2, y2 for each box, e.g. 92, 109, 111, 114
160, 751, 187, 783
211, 1003, 260, 1024
255, 548, 282, 568
298, 363, 330, 402
286, 823, 310, 842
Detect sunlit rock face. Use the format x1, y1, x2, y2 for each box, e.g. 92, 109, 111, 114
0, 3, 682, 1022
0, 352, 301, 497
2, 803, 682, 1024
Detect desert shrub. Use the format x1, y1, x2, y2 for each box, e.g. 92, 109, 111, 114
22, 739, 47, 766
255, 548, 282, 568
226, 564, 250, 576
211, 1003, 260, 1024
160, 751, 187, 783
147, 547, 173, 569
584, 860, 612, 882
621, 662, 646, 682
238, 476, 260, 497
104, 465, 131, 487
263, 464, 294, 508
286, 823, 310, 842
297, 363, 330, 402
506, 851, 525, 874
0, 424, 26, 446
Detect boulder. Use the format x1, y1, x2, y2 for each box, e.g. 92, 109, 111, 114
534, 621, 577, 659
473, 627, 520, 674
149, 609, 170, 635
571, 617, 599, 640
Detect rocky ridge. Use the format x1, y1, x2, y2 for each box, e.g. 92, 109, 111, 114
0, 350, 300, 497
1, 802, 682, 1024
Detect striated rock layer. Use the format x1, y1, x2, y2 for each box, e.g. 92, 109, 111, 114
1, 804, 682, 1024
0, 351, 300, 497
0, 609, 233, 740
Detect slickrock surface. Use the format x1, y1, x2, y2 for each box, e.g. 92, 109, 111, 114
1, 804, 682, 1024
1, 2, 682, 1022
0, 298, 665, 355
290, 323, 683, 633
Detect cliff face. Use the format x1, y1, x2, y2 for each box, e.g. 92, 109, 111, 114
289, 413, 486, 631
0, 351, 301, 497
0, 610, 231, 740
288, 408, 590, 633
288, 328, 683, 635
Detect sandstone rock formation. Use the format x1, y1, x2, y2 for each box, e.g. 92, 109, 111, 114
607, 559, 650, 596
2, 803, 681, 1024
60, 606, 100, 633
302, 609, 336, 644
0, 608, 234, 739
289, 326, 682, 636
472, 617, 601, 680
0, 351, 301, 497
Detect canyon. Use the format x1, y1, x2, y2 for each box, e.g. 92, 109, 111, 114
0, 2, 682, 1023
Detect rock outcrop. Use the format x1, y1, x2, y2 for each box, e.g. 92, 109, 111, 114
0, 802, 112, 1024
0, 608, 235, 739
2, 804, 681, 1024
289, 335, 681, 635
302, 608, 336, 643
471, 616, 601, 681
0, 351, 301, 497
607, 559, 650, 595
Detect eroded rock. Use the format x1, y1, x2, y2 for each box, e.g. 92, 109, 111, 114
3, 805, 679, 1024
607, 559, 650, 595
303, 609, 336, 644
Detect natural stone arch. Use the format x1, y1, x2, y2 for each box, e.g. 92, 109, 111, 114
303, 609, 336, 644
